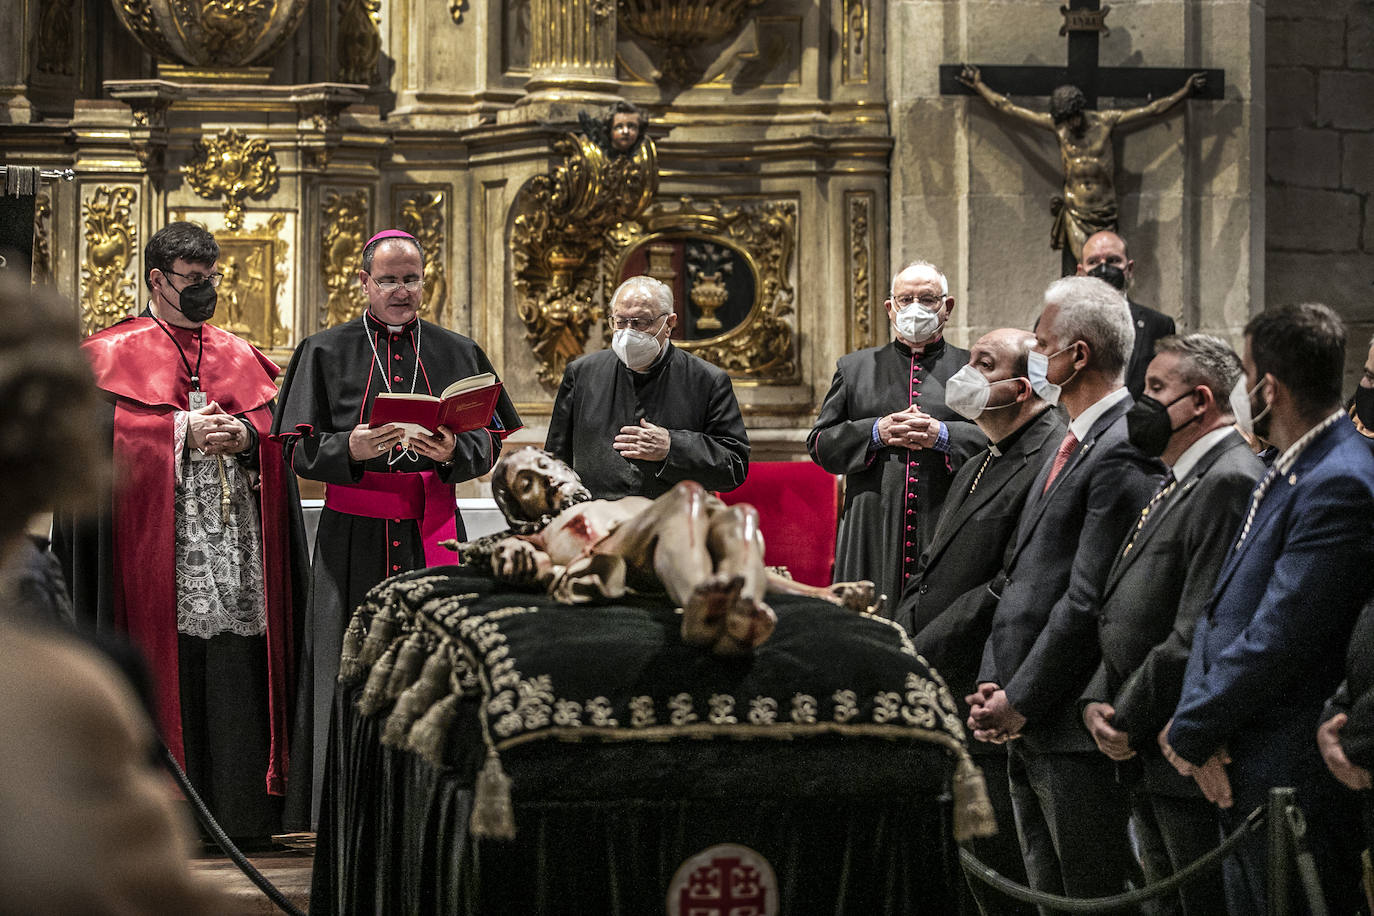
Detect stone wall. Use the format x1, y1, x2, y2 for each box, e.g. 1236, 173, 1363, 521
1266, 0, 1374, 386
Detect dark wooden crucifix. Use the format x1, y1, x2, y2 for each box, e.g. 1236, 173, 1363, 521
939, 0, 1224, 272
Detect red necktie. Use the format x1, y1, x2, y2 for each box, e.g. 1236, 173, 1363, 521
1042, 431, 1079, 494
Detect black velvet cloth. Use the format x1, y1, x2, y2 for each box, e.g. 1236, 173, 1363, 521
312, 570, 969, 914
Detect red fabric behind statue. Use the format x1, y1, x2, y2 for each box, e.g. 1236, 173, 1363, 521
718, 462, 841, 587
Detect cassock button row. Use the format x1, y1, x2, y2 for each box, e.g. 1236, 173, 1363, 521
905, 541, 913, 548
392, 540, 400, 547
392, 564, 401, 571
394, 353, 402, 360
393, 375, 403, 382
393, 518, 402, 523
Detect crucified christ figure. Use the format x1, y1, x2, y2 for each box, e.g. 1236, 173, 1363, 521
959, 65, 1206, 262
462, 447, 876, 657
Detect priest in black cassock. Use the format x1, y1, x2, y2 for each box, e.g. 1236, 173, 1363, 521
271, 229, 522, 827
808, 260, 986, 607
545, 275, 749, 499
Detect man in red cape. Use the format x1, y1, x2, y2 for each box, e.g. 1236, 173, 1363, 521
55, 221, 306, 843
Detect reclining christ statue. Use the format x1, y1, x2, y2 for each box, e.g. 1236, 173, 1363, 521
456, 447, 876, 657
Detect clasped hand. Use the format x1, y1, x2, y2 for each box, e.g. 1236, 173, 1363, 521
966, 683, 1026, 743
1158, 718, 1233, 808
879, 406, 940, 450
188, 402, 250, 456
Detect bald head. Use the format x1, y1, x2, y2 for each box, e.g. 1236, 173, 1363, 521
974, 327, 1037, 380
962, 327, 1045, 439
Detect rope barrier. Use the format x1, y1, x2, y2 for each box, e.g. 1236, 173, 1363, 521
958, 804, 1266, 913
159, 745, 307, 916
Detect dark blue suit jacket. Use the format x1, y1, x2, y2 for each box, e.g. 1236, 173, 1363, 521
1169, 416, 1374, 806
980, 393, 1164, 752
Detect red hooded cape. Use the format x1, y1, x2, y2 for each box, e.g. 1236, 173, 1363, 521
82, 316, 296, 794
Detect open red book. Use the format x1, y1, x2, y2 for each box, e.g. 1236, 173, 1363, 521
369, 373, 504, 441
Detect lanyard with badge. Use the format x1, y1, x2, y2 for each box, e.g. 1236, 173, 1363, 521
152, 314, 232, 521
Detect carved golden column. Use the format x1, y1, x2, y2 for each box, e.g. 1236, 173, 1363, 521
523, 0, 619, 102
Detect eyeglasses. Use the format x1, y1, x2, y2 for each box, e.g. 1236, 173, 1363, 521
369, 275, 424, 294
164, 268, 224, 288
893, 294, 946, 309
611, 315, 665, 332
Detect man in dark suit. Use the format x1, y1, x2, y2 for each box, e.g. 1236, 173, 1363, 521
1163, 303, 1374, 916
897, 327, 1063, 916
968, 276, 1163, 902
1080, 334, 1264, 915
1077, 230, 1175, 400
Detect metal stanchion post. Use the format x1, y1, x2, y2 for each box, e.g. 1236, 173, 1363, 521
1267, 787, 1295, 916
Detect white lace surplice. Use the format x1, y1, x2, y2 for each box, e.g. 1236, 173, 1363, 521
172, 412, 267, 639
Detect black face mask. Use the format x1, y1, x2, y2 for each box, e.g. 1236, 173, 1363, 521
1087, 262, 1128, 291
1127, 389, 1199, 458
1356, 386, 1374, 429
164, 278, 217, 323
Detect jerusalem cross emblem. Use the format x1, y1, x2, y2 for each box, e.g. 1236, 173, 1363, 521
666, 843, 777, 916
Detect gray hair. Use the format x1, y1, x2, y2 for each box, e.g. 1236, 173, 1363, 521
1041, 276, 1134, 381
611, 275, 674, 316
889, 260, 950, 298
1153, 334, 1243, 417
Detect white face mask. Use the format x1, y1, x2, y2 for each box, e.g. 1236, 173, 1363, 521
945, 364, 1025, 421
894, 300, 944, 342
1231, 376, 1269, 437
611, 316, 666, 370
1229, 376, 1253, 435
1026, 344, 1077, 407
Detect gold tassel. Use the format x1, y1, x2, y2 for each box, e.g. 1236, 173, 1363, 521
407, 693, 459, 764
359, 612, 399, 669
358, 642, 399, 716
385, 632, 428, 697
383, 649, 453, 748
470, 749, 516, 840
338, 615, 369, 683
951, 753, 998, 844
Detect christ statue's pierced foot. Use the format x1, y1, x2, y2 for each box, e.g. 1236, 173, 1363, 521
681, 574, 775, 656
828, 580, 880, 614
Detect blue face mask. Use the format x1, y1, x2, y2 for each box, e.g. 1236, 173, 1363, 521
1027, 343, 1077, 406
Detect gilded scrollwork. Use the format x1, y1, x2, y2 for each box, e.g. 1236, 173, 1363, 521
604, 197, 798, 382
509, 130, 658, 385
846, 191, 872, 346
320, 189, 370, 328
80, 186, 138, 337
184, 129, 279, 232
339, 0, 382, 85
172, 0, 274, 65
110, 0, 309, 68
397, 189, 448, 323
